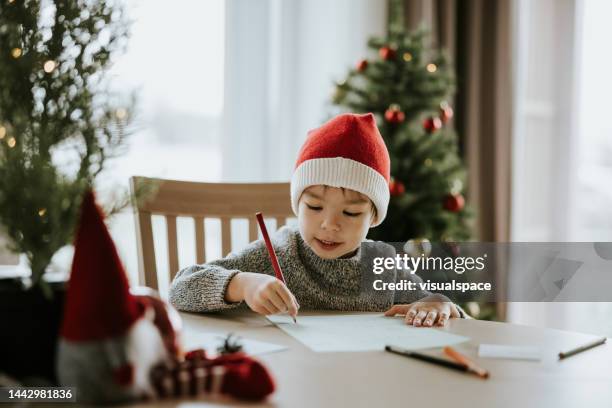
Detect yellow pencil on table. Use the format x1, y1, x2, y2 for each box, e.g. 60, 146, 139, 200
443, 346, 490, 379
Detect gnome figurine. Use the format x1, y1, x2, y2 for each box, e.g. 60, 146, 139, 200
56, 190, 179, 404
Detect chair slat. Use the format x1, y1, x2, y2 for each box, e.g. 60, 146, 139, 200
194, 216, 205, 264
248, 217, 258, 242
166, 215, 179, 282
221, 217, 231, 257
134, 210, 158, 290
130, 177, 292, 292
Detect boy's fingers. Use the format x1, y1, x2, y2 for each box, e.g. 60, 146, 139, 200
261, 297, 282, 314
424, 311, 437, 327
405, 307, 418, 324
254, 303, 273, 315
266, 290, 288, 313
274, 285, 298, 316
437, 312, 449, 326
413, 310, 427, 326
385, 305, 406, 316
449, 303, 460, 318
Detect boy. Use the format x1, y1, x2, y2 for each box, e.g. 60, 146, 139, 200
169, 113, 464, 326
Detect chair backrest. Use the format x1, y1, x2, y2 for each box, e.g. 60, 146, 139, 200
130, 176, 293, 290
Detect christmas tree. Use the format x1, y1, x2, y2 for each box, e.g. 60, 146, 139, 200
331, 15, 472, 245
0, 0, 133, 295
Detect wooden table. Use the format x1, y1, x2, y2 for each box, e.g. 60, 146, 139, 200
133, 309, 612, 408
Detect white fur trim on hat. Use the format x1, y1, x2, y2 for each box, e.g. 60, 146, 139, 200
291, 157, 390, 227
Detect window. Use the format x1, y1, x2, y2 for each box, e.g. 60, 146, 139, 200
87, 0, 225, 288
510, 0, 612, 337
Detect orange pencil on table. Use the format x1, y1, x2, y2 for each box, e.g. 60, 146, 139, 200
443, 346, 489, 379
255, 212, 297, 323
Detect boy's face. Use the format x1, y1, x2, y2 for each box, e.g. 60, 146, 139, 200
298, 185, 375, 259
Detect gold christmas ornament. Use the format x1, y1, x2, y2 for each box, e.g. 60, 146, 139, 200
451, 179, 463, 194
332, 86, 347, 104
11, 48, 22, 58
426, 63, 437, 73
403, 52, 412, 62
403, 238, 432, 257
0, 126, 6, 139
7, 137, 16, 148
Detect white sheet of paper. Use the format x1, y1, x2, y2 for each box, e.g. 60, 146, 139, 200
267, 313, 469, 352
183, 332, 288, 356
478, 344, 542, 361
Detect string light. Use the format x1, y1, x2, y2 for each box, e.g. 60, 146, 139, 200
7, 137, 16, 148
0, 126, 6, 139
403, 52, 412, 62
115, 108, 127, 120
426, 63, 437, 73
43, 60, 56, 73
38, 208, 47, 217
424, 158, 433, 167
11, 48, 22, 58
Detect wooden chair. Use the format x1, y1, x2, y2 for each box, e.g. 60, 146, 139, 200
130, 176, 293, 290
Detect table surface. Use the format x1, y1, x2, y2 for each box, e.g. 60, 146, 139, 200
131, 310, 612, 408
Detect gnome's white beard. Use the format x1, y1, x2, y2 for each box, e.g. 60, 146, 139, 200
126, 306, 169, 396
57, 306, 171, 404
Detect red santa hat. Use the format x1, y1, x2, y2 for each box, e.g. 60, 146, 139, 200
60, 190, 144, 341
290, 113, 390, 226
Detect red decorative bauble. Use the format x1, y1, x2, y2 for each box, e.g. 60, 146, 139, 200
356, 59, 368, 72
379, 46, 396, 61
384, 105, 405, 124
443, 194, 465, 212
440, 105, 454, 123
423, 117, 443, 133
447, 242, 460, 257
389, 178, 406, 196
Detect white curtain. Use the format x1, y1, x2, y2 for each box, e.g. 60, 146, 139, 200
509, 0, 612, 337
222, 0, 387, 182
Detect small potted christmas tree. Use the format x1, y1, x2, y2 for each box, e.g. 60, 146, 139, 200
0, 0, 133, 382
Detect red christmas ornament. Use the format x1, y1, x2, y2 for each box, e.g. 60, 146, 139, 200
423, 117, 443, 133
447, 242, 460, 257
384, 105, 405, 124
440, 105, 454, 123
443, 193, 465, 212
389, 178, 406, 196
356, 59, 368, 72
379, 46, 396, 61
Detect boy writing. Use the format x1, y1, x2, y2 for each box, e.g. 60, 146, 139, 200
169, 113, 465, 326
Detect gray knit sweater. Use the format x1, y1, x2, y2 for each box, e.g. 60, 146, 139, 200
168, 226, 446, 313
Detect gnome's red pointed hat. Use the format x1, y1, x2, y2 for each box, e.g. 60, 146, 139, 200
60, 190, 144, 341
290, 113, 391, 226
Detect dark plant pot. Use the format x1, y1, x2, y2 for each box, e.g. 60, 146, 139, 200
0, 278, 66, 384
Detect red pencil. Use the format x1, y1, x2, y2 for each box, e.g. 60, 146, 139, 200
255, 212, 297, 323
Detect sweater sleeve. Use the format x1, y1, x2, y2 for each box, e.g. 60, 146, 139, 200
168, 238, 273, 313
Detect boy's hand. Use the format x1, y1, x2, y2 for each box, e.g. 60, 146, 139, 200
384, 294, 460, 327
229, 272, 299, 318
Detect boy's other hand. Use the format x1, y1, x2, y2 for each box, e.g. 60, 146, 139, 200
240, 273, 299, 318
384, 295, 460, 327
